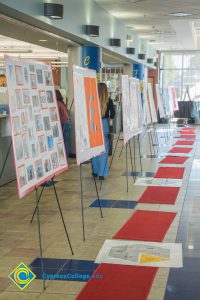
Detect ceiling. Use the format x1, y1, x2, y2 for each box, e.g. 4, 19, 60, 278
95, 0, 200, 50
0, 14, 78, 65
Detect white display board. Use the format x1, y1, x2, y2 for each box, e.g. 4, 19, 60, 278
147, 82, 158, 123
155, 84, 166, 119
121, 76, 143, 144
168, 86, 179, 111
95, 239, 183, 268
163, 87, 171, 116
5, 56, 68, 198
73, 65, 105, 164
143, 81, 151, 125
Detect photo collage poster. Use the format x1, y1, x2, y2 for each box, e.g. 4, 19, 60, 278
121, 75, 143, 145
147, 82, 158, 123
5, 56, 68, 198
73, 65, 105, 164
143, 81, 152, 125
168, 86, 179, 112
155, 84, 166, 119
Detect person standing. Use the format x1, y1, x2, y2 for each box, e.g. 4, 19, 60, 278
56, 89, 70, 159
92, 82, 115, 180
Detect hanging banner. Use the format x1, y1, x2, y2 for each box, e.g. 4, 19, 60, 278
155, 84, 166, 119
168, 86, 179, 111
121, 76, 143, 144
5, 56, 68, 198
143, 81, 151, 125
73, 65, 105, 164
147, 82, 158, 123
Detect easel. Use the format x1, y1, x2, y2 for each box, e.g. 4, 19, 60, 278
0, 139, 12, 182
79, 160, 103, 241
31, 177, 74, 289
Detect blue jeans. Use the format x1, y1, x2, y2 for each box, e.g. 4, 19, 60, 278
91, 118, 109, 177
61, 123, 70, 159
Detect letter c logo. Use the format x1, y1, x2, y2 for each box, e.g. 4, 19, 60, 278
84, 56, 90, 66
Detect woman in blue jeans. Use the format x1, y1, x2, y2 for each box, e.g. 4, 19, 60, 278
92, 83, 115, 180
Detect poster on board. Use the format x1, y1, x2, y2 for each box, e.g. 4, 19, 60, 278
73, 65, 105, 165
155, 84, 166, 119
5, 56, 68, 198
147, 82, 158, 123
143, 81, 151, 125
163, 87, 171, 116
168, 86, 179, 111
121, 76, 143, 144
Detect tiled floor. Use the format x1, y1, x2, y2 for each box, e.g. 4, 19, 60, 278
0, 124, 199, 299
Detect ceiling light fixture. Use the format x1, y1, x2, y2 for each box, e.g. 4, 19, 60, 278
110, 38, 121, 47
44, 3, 64, 19
138, 53, 145, 60
85, 25, 99, 37
127, 47, 135, 54
168, 12, 193, 17
38, 39, 48, 42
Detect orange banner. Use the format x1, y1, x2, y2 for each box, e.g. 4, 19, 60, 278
84, 77, 104, 148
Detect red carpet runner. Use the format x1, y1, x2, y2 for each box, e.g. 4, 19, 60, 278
175, 140, 194, 146
76, 264, 157, 300
138, 186, 180, 204
154, 166, 185, 179
168, 147, 192, 154
113, 210, 176, 241
180, 134, 196, 139
159, 156, 188, 164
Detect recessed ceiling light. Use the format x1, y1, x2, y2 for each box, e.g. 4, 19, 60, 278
38, 39, 48, 42
168, 12, 193, 17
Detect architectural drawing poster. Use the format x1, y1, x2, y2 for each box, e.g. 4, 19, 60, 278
168, 86, 179, 111
147, 82, 158, 123
73, 65, 105, 164
143, 81, 151, 125
5, 56, 68, 198
155, 83, 166, 119
121, 75, 143, 144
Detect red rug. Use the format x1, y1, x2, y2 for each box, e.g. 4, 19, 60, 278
180, 134, 196, 139
138, 186, 180, 204
159, 156, 188, 164
154, 166, 185, 179
76, 264, 158, 300
179, 131, 195, 134
181, 127, 195, 131
113, 210, 176, 241
168, 147, 192, 154
175, 140, 194, 146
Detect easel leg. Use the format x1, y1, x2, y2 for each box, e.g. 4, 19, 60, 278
80, 164, 85, 241
126, 143, 128, 192
128, 140, 135, 182
30, 186, 45, 223
0, 140, 12, 180
51, 179, 74, 255
35, 187, 46, 290
91, 161, 103, 218
109, 132, 121, 170
138, 135, 143, 173
119, 144, 124, 158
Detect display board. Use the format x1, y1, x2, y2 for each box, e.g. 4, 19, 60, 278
168, 86, 179, 111
155, 84, 166, 119
147, 83, 158, 123
5, 56, 68, 198
121, 76, 143, 144
143, 81, 151, 125
163, 87, 171, 116
73, 65, 105, 164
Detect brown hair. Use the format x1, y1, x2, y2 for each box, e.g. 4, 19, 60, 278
98, 82, 109, 116
55, 89, 63, 102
